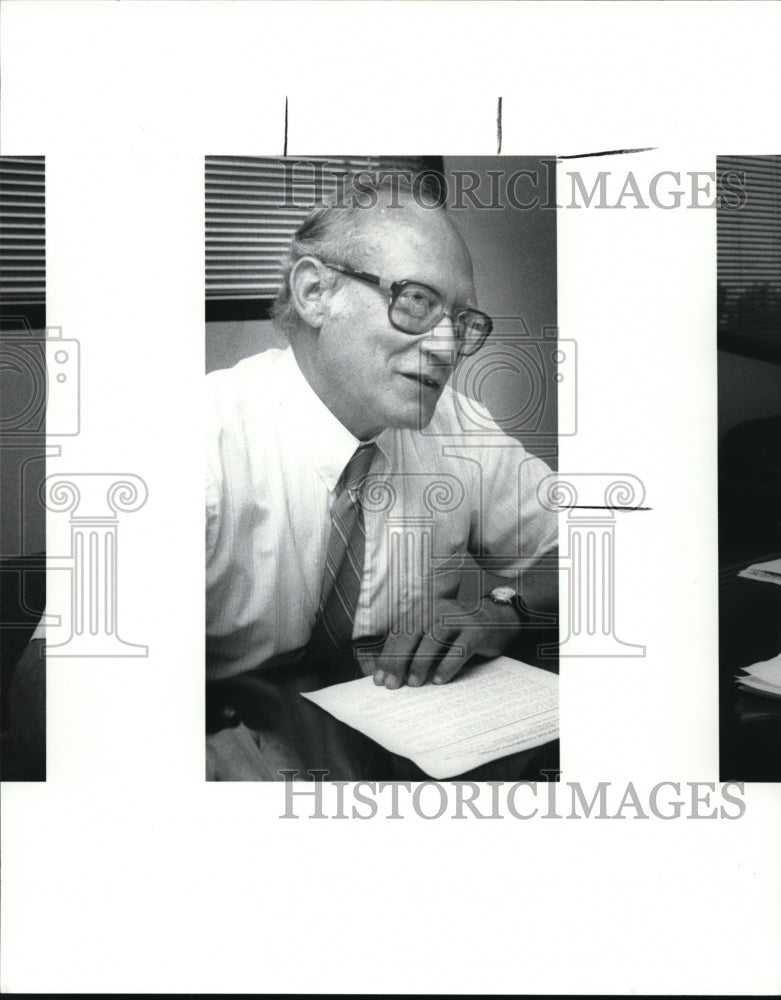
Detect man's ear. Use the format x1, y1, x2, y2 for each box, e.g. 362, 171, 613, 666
289, 256, 330, 330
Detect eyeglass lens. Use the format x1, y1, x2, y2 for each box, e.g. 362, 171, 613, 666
391, 284, 491, 354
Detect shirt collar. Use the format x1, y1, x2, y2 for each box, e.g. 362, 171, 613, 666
279, 346, 387, 492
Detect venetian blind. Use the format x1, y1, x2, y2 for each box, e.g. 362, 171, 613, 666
717, 155, 781, 357
0, 157, 45, 305
205, 156, 439, 302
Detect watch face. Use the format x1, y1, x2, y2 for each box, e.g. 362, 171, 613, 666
491, 586, 517, 604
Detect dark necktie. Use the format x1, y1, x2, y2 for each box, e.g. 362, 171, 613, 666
307, 442, 377, 655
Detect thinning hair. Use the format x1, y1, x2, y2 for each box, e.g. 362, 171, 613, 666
271, 170, 445, 337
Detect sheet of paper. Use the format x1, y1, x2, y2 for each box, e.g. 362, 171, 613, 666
742, 652, 781, 687
736, 652, 781, 697
736, 677, 781, 699
302, 656, 558, 779
738, 557, 781, 586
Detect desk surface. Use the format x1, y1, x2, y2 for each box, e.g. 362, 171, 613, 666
719, 551, 781, 782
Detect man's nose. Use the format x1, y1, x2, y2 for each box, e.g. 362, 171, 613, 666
420, 314, 459, 364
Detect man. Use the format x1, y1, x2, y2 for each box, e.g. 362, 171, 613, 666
206, 172, 558, 780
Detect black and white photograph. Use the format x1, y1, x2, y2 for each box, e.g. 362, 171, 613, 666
0, 155, 47, 781
204, 156, 560, 781
717, 154, 781, 782
1, 2, 780, 995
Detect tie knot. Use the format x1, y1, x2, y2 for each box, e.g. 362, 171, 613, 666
339, 442, 377, 495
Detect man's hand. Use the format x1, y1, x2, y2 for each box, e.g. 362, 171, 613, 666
357, 595, 524, 689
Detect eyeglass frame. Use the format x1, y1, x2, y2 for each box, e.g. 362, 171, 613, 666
316, 258, 494, 357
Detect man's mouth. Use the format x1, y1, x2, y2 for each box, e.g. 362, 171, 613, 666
401, 372, 442, 391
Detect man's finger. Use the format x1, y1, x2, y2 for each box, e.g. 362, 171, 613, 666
373, 632, 420, 688
405, 632, 447, 687
355, 635, 386, 678
431, 637, 470, 685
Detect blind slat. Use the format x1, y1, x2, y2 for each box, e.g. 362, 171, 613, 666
205, 155, 435, 302
0, 156, 44, 304
717, 155, 781, 348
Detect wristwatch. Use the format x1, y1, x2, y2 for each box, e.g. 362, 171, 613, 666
486, 586, 524, 616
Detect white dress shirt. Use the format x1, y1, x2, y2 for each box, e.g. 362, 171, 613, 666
206, 346, 557, 681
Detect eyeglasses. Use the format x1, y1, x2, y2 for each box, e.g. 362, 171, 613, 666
319, 259, 493, 357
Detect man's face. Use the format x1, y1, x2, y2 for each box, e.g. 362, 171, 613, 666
315, 203, 479, 439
